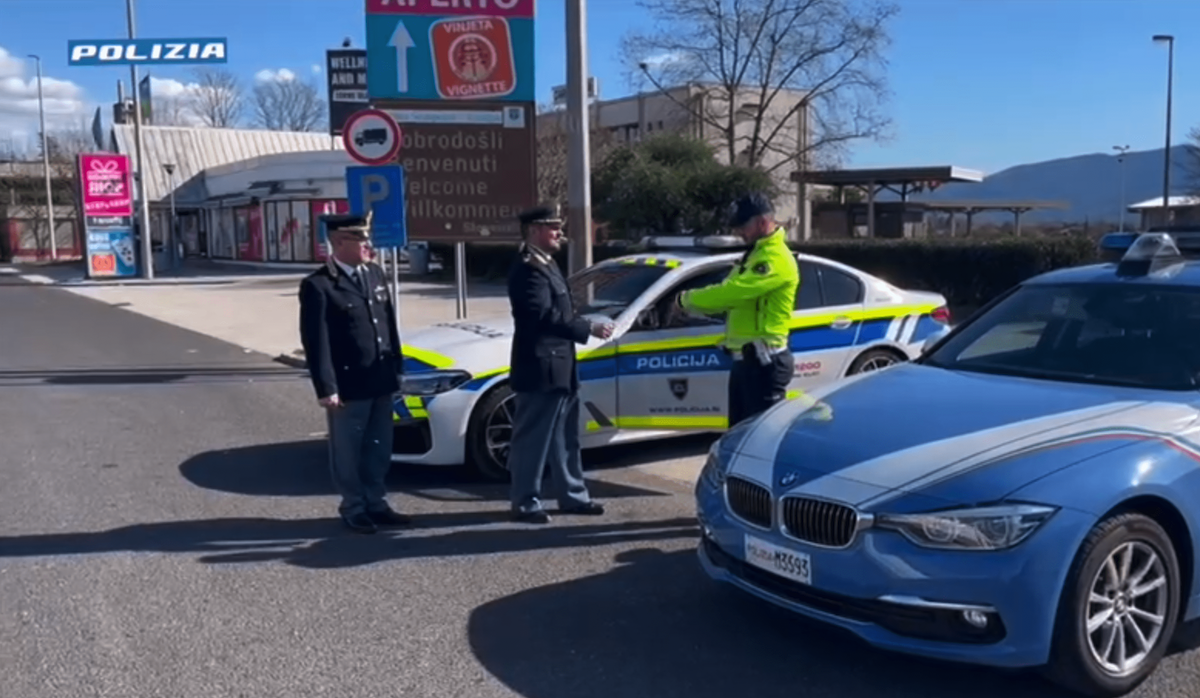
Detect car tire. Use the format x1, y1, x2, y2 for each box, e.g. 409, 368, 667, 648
465, 383, 515, 482
846, 348, 904, 375
1043, 512, 1180, 698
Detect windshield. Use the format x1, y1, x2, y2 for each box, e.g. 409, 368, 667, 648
568, 263, 671, 318
922, 283, 1200, 391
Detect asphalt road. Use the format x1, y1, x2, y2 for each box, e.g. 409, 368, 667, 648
2, 275, 1199, 698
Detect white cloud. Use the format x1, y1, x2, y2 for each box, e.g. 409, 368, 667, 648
255, 68, 296, 84
311, 64, 322, 75
0, 46, 91, 153
144, 76, 208, 127
640, 52, 685, 68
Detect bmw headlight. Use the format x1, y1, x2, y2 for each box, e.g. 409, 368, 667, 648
700, 441, 733, 490
876, 503, 1058, 551
399, 370, 472, 396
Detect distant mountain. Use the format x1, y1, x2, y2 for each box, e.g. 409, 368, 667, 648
890, 145, 1196, 225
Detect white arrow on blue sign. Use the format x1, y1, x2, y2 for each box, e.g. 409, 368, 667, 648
389, 20, 414, 94
346, 165, 407, 249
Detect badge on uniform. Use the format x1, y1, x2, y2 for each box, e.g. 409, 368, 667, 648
753, 262, 770, 275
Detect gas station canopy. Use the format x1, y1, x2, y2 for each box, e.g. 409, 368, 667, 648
791, 166, 1068, 236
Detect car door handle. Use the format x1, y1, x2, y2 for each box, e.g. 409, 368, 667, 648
831, 316, 853, 330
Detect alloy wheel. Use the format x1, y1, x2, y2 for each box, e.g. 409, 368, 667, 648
858, 355, 897, 372
484, 393, 516, 472
1085, 541, 1170, 677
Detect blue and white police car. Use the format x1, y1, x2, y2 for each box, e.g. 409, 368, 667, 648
392, 235, 950, 480
695, 231, 1200, 697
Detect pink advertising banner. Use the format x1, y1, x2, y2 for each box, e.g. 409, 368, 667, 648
78, 153, 134, 218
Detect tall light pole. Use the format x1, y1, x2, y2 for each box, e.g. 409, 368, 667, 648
127, 0, 154, 279
162, 163, 176, 267
28, 54, 57, 260
565, 0, 592, 276
1153, 34, 1174, 226
1113, 145, 1130, 233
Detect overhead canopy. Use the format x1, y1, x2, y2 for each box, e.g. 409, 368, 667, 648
922, 199, 1070, 212
791, 165, 984, 189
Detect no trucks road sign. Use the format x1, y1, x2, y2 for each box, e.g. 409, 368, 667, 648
343, 108, 403, 166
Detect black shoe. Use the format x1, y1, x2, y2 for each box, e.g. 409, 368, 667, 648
366, 508, 413, 527
513, 509, 551, 524
341, 512, 378, 534
561, 501, 605, 516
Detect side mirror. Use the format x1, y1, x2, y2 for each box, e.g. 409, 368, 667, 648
921, 327, 951, 355
636, 309, 659, 331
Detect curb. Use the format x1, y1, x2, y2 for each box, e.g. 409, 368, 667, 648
273, 354, 308, 369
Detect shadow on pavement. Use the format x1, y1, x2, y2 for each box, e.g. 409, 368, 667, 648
179, 439, 679, 502
0, 365, 307, 387
0, 516, 698, 571
467, 547, 1077, 698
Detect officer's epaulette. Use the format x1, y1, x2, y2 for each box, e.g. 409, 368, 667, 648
517, 244, 542, 266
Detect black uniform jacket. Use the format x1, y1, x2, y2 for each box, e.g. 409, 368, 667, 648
299, 259, 402, 401
507, 246, 592, 393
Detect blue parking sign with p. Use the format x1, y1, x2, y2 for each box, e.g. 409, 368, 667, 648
345, 165, 407, 249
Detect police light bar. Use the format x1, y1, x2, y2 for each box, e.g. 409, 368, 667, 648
1111, 232, 1185, 277
638, 235, 746, 251
1100, 230, 1200, 260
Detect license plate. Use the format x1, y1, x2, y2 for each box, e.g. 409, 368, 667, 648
744, 534, 812, 585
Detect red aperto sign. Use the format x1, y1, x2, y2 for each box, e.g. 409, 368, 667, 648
430, 15, 516, 99
77, 153, 133, 217
366, 0, 535, 18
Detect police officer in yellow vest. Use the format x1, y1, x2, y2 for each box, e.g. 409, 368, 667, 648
679, 192, 800, 427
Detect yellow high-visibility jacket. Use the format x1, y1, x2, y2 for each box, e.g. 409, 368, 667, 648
680, 227, 799, 351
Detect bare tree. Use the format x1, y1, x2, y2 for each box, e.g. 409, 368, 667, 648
621, 0, 898, 174
1185, 125, 1200, 197
535, 104, 620, 207
4, 125, 92, 260
152, 95, 194, 126
252, 77, 326, 132
188, 68, 244, 128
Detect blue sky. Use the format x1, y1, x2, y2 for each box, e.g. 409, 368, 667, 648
0, 0, 1196, 174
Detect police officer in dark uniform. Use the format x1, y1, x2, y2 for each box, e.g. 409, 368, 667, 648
298, 213, 410, 534
505, 205, 613, 524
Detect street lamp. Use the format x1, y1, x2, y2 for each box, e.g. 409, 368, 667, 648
1153, 34, 1174, 225
1113, 145, 1131, 232
28, 54, 56, 260
127, 0, 154, 279
162, 163, 176, 266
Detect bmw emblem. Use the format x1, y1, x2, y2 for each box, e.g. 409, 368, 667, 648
779, 472, 800, 487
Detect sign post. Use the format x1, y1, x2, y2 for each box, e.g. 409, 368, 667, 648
366, 0, 538, 319
346, 160, 408, 335
342, 107, 402, 166
325, 47, 368, 137
77, 153, 137, 279
66, 33, 229, 279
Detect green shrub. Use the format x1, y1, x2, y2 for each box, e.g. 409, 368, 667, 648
427, 236, 1104, 310
793, 236, 1103, 308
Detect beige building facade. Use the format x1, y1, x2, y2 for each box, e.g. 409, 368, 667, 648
538, 82, 813, 238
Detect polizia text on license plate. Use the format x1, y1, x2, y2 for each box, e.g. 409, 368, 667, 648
744, 535, 812, 585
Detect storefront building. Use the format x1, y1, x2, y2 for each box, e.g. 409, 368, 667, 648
112, 124, 351, 264
200, 150, 356, 263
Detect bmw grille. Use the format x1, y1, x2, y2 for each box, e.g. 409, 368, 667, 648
726, 476, 772, 528
781, 497, 859, 547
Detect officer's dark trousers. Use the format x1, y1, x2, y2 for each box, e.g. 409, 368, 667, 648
728, 349, 795, 427
507, 389, 592, 514
326, 394, 395, 517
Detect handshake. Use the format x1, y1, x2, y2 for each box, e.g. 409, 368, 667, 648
589, 320, 615, 340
